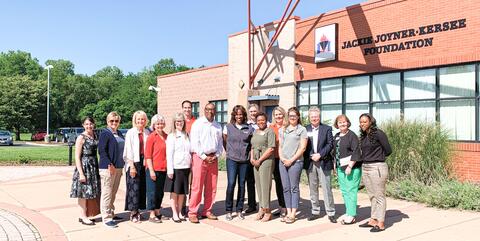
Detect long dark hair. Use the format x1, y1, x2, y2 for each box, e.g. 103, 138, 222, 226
359, 113, 377, 142
229, 105, 247, 125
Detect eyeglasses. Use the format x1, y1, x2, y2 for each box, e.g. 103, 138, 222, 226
288, 115, 298, 119
108, 120, 120, 123
205, 108, 215, 112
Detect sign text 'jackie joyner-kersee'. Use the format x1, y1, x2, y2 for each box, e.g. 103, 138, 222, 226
341, 19, 466, 56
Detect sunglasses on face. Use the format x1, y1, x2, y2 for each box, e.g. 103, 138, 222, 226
108, 120, 120, 123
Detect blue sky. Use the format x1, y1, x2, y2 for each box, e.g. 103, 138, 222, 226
0, 0, 364, 75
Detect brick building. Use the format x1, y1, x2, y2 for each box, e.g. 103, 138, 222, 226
157, 0, 480, 182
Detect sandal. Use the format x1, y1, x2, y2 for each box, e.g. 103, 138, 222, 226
130, 213, 141, 223
285, 216, 296, 224
341, 217, 356, 225
149, 216, 162, 223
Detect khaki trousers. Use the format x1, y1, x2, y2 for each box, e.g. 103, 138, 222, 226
100, 168, 123, 222
253, 159, 274, 209
362, 162, 388, 222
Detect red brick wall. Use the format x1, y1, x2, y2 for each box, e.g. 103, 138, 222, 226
295, 0, 480, 81
295, 0, 480, 183
452, 143, 480, 183
157, 64, 228, 132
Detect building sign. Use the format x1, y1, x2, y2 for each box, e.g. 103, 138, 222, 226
341, 18, 466, 56
314, 24, 337, 63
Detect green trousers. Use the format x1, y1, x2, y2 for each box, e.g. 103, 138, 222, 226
253, 159, 274, 209
337, 167, 362, 217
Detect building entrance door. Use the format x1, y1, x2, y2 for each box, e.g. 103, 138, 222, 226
264, 106, 277, 123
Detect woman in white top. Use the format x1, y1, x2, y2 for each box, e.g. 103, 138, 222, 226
123, 110, 151, 223
164, 113, 192, 223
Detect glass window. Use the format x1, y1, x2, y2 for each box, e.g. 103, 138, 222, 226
345, 104, 369, 135
372, 102, 401, 126
373, 73, 400, 101
299, 106, 309, 125
440, 99, 475, 140
346, 76, 369, 103
192, 102, 200, 118
211, 100, 228, 127
320, 105, 342, 134
298, 82, 309, 106
404, 69, 436, 100
309, 82, 318, 105
321, 78, 342, 104
440, 64, 475, 98
404, 101, 436, 123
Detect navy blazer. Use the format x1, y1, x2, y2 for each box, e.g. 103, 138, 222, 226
98, 128, 125, 169
303, 123, 334, 171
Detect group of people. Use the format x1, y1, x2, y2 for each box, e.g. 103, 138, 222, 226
70, 101, 392, 232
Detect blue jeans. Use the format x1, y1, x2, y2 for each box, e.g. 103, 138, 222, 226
279, 160, 303, 209
145, 170, 166, 210
225, 159, 248, 212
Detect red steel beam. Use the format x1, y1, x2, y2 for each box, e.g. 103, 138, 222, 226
248, 0, 251, 87
249, 0, 300, 89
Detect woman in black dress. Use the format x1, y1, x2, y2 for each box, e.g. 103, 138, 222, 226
70, 117, 101, 225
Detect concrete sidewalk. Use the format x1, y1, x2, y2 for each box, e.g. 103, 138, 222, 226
0, 166, 478, 241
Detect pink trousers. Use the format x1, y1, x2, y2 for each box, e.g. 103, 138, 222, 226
188, 153, 218, 217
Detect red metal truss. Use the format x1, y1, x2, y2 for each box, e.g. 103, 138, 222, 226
248, 0, 300, 89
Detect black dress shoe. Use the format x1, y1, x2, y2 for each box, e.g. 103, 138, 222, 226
359, 222, 374, 228
112, 216, 123, 221
307, 214, 320, 221
370, 225, 385, 232
328, 215, 337, 223
244, 207, 257, 214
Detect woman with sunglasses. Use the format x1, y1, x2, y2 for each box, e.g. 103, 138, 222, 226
98, 112, 125, 228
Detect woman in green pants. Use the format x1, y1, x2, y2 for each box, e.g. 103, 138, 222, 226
332, 114, 361, 225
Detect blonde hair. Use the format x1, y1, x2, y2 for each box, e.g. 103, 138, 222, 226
272, 106, 288, 127
150, 114, 165, 130
106, 111, 121, 122
171, 112, 187, 138
131, 110, 149, 129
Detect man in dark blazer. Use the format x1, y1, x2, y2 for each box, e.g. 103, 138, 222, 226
304, 106, 336, 223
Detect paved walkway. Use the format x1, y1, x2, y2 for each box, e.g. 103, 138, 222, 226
0, 166, 479, 241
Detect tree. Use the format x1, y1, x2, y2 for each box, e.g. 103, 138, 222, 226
0, 75, 45, 140
0, 50, 43, 79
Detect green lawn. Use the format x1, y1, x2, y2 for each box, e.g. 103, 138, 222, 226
0, 146, 74, 165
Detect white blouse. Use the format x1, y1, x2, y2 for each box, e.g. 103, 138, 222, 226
123, 127, 151, 166
166, 130, 192, 175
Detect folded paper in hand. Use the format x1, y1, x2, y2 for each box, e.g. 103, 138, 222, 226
339, 155, 351, 167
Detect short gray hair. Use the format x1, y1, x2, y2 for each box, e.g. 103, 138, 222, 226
308, 106, 321, 116
150, 114, 165, 130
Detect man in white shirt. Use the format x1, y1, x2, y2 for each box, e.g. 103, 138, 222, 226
188, 103, 224, 223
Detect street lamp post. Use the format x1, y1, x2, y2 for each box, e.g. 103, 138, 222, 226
45, 65, 54, 143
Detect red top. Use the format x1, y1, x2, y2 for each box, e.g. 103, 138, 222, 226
139, 133, 144, 156
185, 116, 196, 134
270, 123, 282, 158
144, 131, 168, 171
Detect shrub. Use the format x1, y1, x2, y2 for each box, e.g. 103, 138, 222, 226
387, 179, 480, 211
382, 119, 453, 184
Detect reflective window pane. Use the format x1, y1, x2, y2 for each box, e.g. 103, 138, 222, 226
440, 65, 475, 98
321, 78, 342, 104
373, 73, 400, 101
299, 106, 309, 124
440, 99, 475, 140
345, 104, 369, 135
298, 82, 309, 106
320, 105, 342, 126
346, 76, 369, 103
404, 69, 436, 100
372, 102, 401, 126
310, 82, 318, 105
404, 101, 436, 123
